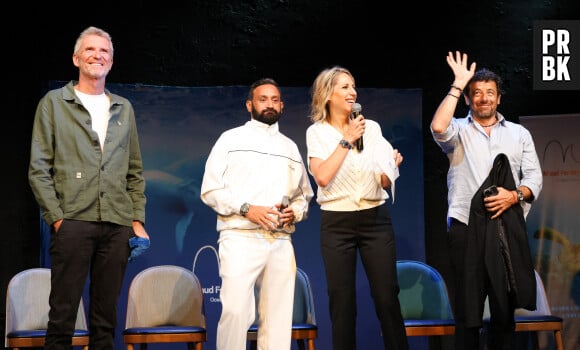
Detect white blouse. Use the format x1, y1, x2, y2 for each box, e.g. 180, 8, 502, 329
306, 119, 398, 211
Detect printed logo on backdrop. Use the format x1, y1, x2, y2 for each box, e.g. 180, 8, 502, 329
533, 20, 580, 90
542, 140, 579, 167
192, 244, 221, 304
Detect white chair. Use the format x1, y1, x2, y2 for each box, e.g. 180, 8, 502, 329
482, 270, 563, 350
122, 265, 207, 350
5, 268, 89, 350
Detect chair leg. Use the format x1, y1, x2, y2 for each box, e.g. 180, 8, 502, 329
249, 340, 257, 350
554, 330, 563, 350
188, 341, 203, 350
532, 332, 540, 350
307, 338, 315, 350
297, 339, 305, 350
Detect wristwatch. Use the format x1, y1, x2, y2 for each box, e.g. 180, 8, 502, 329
516, 189, 525, 202
240, 202, 250, 217
339, 139, 352, 150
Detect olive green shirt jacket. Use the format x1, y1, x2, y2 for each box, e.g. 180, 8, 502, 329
29, 81, 146, 227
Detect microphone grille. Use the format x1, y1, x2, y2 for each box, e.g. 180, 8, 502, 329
352, 103, 362, 113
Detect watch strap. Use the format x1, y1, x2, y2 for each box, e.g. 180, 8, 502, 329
339, 139, 352, 150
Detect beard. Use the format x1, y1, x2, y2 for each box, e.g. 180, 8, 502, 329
82, 62, 111, 79
252, 107, 281, 125
475, 109, 496, 119
471, 105, 498, 122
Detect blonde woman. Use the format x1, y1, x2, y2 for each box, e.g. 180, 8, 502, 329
306, 66, 408, 350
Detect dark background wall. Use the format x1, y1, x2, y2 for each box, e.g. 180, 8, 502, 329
3, 0, 579, 348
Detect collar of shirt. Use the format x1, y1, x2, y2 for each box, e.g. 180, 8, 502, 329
247, 119, 279, 136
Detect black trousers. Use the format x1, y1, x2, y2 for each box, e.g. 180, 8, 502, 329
45, 220, 132, 350
449, 218, 516, 350
320, 204, 409, 350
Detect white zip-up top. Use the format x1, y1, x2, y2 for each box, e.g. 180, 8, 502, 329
200, 119, 314, 234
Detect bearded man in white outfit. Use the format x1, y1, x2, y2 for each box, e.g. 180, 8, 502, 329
200, 78, 314, 350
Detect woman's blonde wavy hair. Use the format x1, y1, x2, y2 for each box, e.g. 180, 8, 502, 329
309, 66, 354, 123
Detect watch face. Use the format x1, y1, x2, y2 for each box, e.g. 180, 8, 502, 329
241, 203, 250, 216
339, 140, 352, 149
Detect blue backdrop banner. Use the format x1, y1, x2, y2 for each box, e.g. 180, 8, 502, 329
42, 82, 424, 350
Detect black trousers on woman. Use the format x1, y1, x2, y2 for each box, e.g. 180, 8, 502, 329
320, 204, 409, 350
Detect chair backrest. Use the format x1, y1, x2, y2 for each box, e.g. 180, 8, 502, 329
125, 265, 205, 328
252, 267, 316, 325
481, 270, 563, 350
4, 268, 88, 347
292, 267, 317, 325
396, 260, 454, 320
515, 270, 551, 316
483, 269, 550, 318
247, 267, 318, 350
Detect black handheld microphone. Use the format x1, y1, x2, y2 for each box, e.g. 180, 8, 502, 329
350, 103, 363, 151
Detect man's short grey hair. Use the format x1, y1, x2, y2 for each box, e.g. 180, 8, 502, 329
74, 26, 114, 58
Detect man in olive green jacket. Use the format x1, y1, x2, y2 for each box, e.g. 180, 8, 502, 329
28, 26, 149, 350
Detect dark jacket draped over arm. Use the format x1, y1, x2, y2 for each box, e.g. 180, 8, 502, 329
464, 153, 536, 327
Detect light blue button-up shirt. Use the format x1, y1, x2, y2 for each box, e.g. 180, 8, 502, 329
431, 112, 543, 226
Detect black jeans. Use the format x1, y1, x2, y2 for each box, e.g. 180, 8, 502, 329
449, 219, 480, 350
448, 218, 515, 350
45, 220, 132, 350
320, 205, 409, 350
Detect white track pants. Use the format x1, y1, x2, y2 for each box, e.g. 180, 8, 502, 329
216, 231, 296, 350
